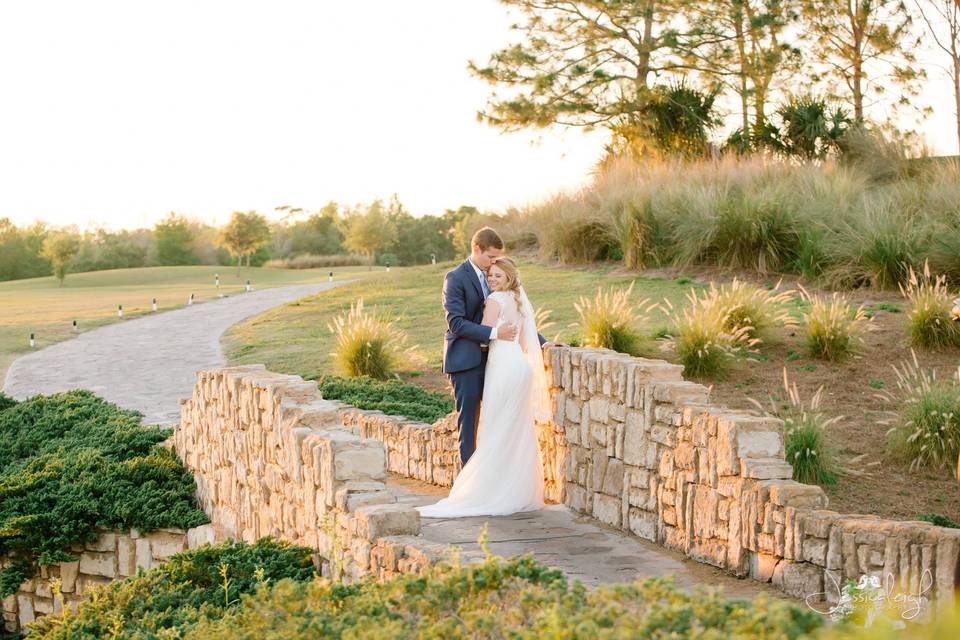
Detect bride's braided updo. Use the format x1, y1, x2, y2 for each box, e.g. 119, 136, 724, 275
490, 256, 524, 319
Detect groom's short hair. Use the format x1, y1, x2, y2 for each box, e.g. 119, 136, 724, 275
471, 227, 503, 251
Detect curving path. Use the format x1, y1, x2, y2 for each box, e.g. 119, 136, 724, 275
3, 283, 339, 426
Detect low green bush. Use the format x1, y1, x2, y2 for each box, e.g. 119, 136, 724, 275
917, 513, 960, 529
0, 391, 207, 595
29, 538, 316, 639
186, 552, 823, 639
0, 393, 16, 413
318, 375, 453, 423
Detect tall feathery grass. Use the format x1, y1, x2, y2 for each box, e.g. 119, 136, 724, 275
664, 286, 758, 379
504, 156, 960, 290
800, 288, 867, 361
573, 282, 653, 355
900, 262, 960, 350
711, 279, 796, 343
749, 369, 845, 486
328, 299, 410, 379
884, 351, 960, 473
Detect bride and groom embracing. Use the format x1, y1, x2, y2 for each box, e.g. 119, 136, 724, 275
417, 227, 562, 519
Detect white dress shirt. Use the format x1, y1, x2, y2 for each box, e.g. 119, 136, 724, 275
468, 257, 498, 340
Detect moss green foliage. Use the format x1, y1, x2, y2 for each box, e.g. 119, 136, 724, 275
186, 553, 822, 639
0, 391, 207, 594
29, 538, 316, 639
0, 560, 33, 600
917, 513, 960, 529
318, 375, 453, 423
0, 392, 16, 413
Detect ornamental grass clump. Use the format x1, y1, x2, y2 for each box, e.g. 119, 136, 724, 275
900, 262, 960, 350
753, 369, 840, 486
664, 286, 759, 379
573, 281, 654, 356
712, 278, 796, 343
328, 298, 410, 379
883, 351, 960, 473
800, 287, 867, 361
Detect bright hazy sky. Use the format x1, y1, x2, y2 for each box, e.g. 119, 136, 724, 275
0, 1, 955, 231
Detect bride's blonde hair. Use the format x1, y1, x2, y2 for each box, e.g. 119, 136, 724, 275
490, 256, 524, 318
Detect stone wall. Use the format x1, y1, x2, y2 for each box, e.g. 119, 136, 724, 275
174, 365, 460, 586
338, 347, 960, 604
2, 525, 214, 634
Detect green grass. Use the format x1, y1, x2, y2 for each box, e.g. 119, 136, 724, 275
0, 265, 374, 382
223, 261, 696, 381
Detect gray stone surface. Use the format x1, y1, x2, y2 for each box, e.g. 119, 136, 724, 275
3, 283, 338, 425
388, 476, 783, 599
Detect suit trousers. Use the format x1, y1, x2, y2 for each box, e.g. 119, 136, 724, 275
449, 356, 486, 466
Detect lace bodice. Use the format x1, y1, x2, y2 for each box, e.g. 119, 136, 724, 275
488, 290, 526, 346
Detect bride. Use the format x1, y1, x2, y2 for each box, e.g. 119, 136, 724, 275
417, 257, 552, 517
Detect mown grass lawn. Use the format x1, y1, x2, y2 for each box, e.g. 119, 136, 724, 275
222, 259, 702, 385
0, 265, 374, 383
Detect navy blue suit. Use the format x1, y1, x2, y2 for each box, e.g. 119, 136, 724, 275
442, 259, 545, 466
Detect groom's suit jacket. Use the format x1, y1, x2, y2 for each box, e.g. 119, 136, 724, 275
442, 259, 547, 375
442, 259, 492, 374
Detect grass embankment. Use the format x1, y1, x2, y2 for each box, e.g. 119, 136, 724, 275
222, 260, 700, 388
0, 265, 374, 383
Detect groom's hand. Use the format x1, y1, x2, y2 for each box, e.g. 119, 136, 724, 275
498, 323, 518, 341
541, 341, 563, 350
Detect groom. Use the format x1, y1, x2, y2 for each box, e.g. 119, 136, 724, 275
442, 227, 547, 465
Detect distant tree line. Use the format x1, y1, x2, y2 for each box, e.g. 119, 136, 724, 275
0, 200, 488, 283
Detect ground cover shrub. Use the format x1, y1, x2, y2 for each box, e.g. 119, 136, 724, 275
573, 281, 653, 355
917, 513, 960, 529
328, 298, 411, 379
900, 263, 960, 350
712, 279, 795, 343
186, 548, 822, 639
263, 253, 371, 269
318, 375, 453, 423
0, 391, 207, 595
800, 289, 867, 361
884, 352, 960, 473
0, 393, 15, 413
28, 538, 316, 639
664, 287, 758, 379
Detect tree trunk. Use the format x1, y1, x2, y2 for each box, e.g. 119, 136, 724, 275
954, 50, 960, 154
734, 12, 750, 137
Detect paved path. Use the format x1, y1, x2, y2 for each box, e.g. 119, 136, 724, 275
3, 283, 338, 425
389, 476, 781, 599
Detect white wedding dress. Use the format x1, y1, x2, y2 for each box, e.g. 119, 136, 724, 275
417, 289, 550, 517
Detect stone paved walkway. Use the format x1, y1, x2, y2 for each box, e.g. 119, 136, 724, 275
3, 283, 338, 425
389, 476, 781, 599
